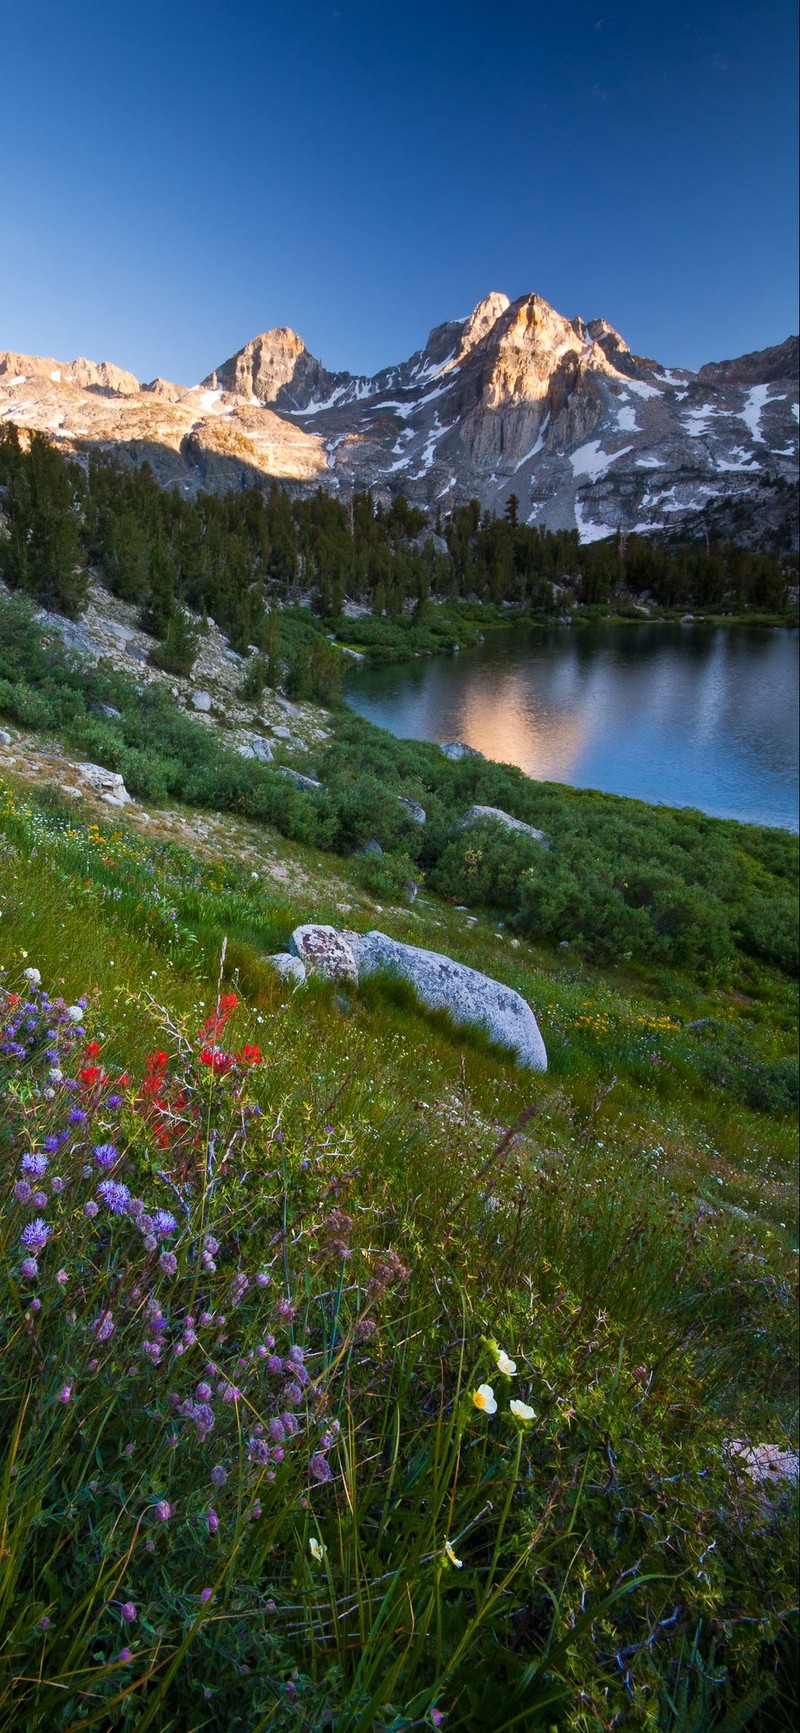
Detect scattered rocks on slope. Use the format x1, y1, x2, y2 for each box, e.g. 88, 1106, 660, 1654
397, 796, 426, 824
77, 762, 133, 807
278, 766, 322, 792
441, 741, 483, 761
461, 805, 549, 846
289, 924, 358, 981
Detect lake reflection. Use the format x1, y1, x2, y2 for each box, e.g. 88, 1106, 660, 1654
345, 623, 799, 831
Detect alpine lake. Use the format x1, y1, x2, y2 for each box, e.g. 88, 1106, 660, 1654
345, 619, 800, 832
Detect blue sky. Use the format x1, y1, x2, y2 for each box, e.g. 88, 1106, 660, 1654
1, 0, 797, 382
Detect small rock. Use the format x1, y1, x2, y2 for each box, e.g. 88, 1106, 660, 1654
361, 841, 384, 857
397, 796, 426, 825
266, 953, 307, 985
92, 702, 123, 722
271, 725, 295, 741
238, 735, 274, 763
191, 690, 213, 712
440, 741, 483, 761
277, 767, 322, 793
0, 728, 12, 746
725, 1440, 799, 1503
289, 924, 358, 982
461, 805, 549, 846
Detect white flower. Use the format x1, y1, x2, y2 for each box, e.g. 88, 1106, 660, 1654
49, 1068, 63, 1083
444, 1540, 463, 1568
23, 967, 41, 986
472, 1383, 497, 1416
308, 1536, 326, 1563
66, 1006, 84, 1023
493, 1347, 517, 1377
509, 1399, 536, 1423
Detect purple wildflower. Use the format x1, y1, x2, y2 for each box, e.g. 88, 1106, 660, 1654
21, 1219, 50, 1252
159, 1252, 178, 1276
93, 1311, 115, 1342
94, 1143, 118, 1169
13, 1180, 32, 1204
59, 1384, 73, 1404
210, 1465, 227, 1487
154, 1500, 172, 1522
68, 1107, 86, 1125
107, 1094, 123, 1109
200, 1587, 213, 1603
119, 1602, 137, 1624
267, 1355, 282, 1376
32, 1191, 48, 1208
22, 1153, 49, 1177
119, 1647, 132, 1663
283, 1382, 303, 1407
309, 1453, 333, 1484
51, 1176, 66, 1194
84, 1200, 99, 1218
152, 1210, 177, 1238
195, 1381, 212, 1401
97, 1181, 130, 1214
20, 1258, 39, 1280
207, 1508, 219, 1533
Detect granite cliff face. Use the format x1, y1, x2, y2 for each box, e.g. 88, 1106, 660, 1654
2, 290, 797, 542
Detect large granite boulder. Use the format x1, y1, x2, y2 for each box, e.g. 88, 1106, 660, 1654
461, 805, 549, 847
345, 930, 547, 1070
289, 924, 358, 981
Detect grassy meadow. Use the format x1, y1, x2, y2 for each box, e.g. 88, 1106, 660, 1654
0, 759, 797, 1731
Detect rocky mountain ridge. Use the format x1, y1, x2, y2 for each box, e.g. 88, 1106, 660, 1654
2, 290, 797, 542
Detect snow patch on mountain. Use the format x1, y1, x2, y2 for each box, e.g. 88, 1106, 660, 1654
570, 441, 632, 481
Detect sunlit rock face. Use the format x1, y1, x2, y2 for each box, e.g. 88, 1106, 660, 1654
1, 289, 797, 540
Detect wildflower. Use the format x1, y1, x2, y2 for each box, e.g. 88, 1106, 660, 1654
444, 1540, 463, 1568
56, 1269, 68, 1284
94, 1143, 118, 1169
21, 1219, 50, 1252
154, 1500, 172, 1522
492, 1346, 517, 1376
210, 1465, 228, 1487
20, 1258, 39, 1280
267, 1355, 282, 1375
97, 1181, 130, 1214
36, 1615, 52, 1630
119, 1602, 137, 1624
79, 1065, 103, 1087
509, 1399, 536, 1423
152, 1210, 177, 1238
268, 1417, 285, 1443
256, 1271, 271, 1287
200, 1587, 213, 1603
84, 1200, 99, 1218
308, 1536, 326, 1563
472, 1383, 497, 1416
283, 1382, 303, 1407
107, 1093, 122, 1108
309, 1453, 333, 1484
68, 1107, 86, 1124
13, 1180, 32, 1204
195, 1381, 212, 1402
431, 1709, 446, 1728
207, 1508, 220, 1533
21, 1153, 49, 1178
119, 1647, 132, 1663
59, 1384, 73, 1403
32, 1190, 48, 1208
240, 1044, 262, 1065
93, 1311, 115, 1342
23, 967, 41, 985
48, 1068, 63, 1083
159, 1252, 178, 1276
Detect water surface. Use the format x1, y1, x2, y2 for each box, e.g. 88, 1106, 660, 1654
345, 622, 799, 830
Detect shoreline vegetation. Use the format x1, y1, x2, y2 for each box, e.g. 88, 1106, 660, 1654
0, 426, 798, 1727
